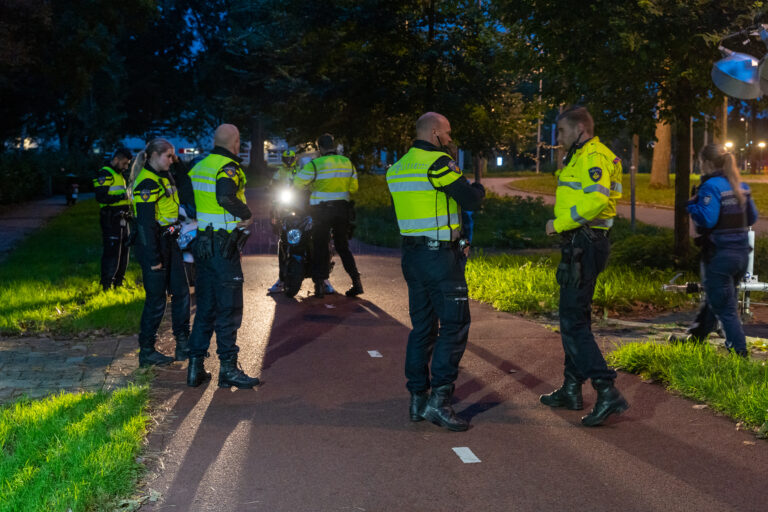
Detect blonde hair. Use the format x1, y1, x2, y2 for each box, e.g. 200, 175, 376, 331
700, 143, 744, 206
129, 138, 174, 188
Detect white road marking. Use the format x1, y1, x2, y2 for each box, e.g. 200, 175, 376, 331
367, 350, 383, 358
452, 447, 481, 463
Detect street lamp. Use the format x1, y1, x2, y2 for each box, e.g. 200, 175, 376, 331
725, 141, 734, 149
759, 141, 766, 173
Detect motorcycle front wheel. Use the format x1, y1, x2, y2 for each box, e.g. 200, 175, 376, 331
284, 257, 304, 298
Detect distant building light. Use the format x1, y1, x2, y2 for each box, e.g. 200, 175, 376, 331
496, 156, 503, 166
725, 141, 734, 149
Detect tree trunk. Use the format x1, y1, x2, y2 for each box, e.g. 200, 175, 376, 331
713, 96, 728, 144
473, 153, 486, 183
631, 133, 639, 231
249, 115, 265, 177
650, 117, 671, 188
673, 120, 691, 263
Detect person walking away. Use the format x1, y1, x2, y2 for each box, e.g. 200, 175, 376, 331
294, 134, 363, 298
541, 106, 628, 426
186, 124, 260, 389
131, 138, 191, 367
669, 144, 758, 357
386, 112, 485, 431
94, 147, 132, 291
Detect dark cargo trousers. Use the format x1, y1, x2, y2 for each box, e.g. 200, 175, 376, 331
310, 201, 359, 281
688, 248, 749, 352
401, 238, 470, 393
188, 237, 244, 359
136, 237, 190, 349
99, 206, 130, 289
557, 228, 615, 382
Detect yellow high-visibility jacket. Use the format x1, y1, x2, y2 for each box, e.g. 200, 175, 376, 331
553, 136, 622, 233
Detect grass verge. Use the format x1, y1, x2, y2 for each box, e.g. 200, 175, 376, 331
608, 342, 768, 435
0, 200, 144, 335
0, 385, 150, 511
465, 252, 697, 315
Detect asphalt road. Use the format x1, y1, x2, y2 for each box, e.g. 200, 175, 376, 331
138, 207, 768, 511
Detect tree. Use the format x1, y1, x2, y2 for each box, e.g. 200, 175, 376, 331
496, 0, 764, 262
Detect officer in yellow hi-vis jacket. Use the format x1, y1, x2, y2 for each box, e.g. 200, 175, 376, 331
386, 112, 484, 432
540, 106, 629, 427
186, 124, 260, 390
294, 133, 362, 298
130, 138, 190, 368
93, 147, 132, 290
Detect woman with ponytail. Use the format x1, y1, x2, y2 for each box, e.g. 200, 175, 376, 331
131, 138, 191, 367
671, 144, 759, 357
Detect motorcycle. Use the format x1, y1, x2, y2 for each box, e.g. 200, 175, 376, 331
275, 186, 333, 298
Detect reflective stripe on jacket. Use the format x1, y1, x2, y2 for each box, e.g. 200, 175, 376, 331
386, 146, 462, 241
294, 154, 358, 205
553, 136, 621, 233
132, 167, 179, 226
189, 153, 247, 232
93, 166, 130, 208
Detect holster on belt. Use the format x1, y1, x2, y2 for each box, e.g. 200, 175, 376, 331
224, 227, 250, 259
556, 236, 584, 288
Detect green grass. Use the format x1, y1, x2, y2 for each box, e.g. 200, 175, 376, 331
608, 342, 768, 434
0, 386, 150, 511
0, 200, 144, 335
465, 252, 697, 315
509, 173, 768, 212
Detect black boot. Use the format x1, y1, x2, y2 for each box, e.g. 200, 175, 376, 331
581, 379, 629, 426
409, 390, 428, 422
422, 384, 469, 432
218, 354, 261, 389
345, 275, 364, 297
314, 280, 325, 298
174, 334, 190, 361
138, 347, 174, 368
187, 356, 211, 387
540, 376, 583, 410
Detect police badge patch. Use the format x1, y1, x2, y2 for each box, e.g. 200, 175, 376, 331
223, 164, 237, 178
447, 160, 461, 174
589, 167, 603, 182
98, 176, 106, 185
140, 189, 151, 202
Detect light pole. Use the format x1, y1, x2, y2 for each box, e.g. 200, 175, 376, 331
759, 141, 766, 173
741, 116, 749, 172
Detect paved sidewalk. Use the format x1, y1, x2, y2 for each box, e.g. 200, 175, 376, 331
0, 193, 94, 260
0, 335, 142, 402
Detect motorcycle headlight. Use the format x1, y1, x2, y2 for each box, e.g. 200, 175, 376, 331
279, 188, 293, 205
287, 228, 302, 245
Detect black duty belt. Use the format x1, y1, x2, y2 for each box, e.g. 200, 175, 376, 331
402, 236, 457, 249
561, 227, 609, 240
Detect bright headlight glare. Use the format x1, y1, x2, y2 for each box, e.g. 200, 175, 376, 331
287, 228, 302, 245
279, 188, 293, 204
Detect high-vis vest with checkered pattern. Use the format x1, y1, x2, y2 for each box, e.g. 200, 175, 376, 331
294, 154, 358, 205
93, 166, 130, 208
386, 147, 462, 241
189, 154, 247, 233
553, 136, 622, 233
131, 167, 179, 226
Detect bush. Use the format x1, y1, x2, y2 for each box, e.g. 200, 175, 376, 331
0, 151, 102, 204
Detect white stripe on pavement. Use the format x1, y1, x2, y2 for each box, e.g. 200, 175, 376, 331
452, 447, 481, 463
367, 350, 383, 358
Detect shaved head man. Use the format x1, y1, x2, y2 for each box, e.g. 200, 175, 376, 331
385, 112, 485, 432
415, 112, 453, 151
186, 123, 260, 390
214, 124, 241, 156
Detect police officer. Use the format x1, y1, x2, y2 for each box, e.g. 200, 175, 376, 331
294, 134, 363, 298
386, 112, 485, 432
540, 106, 628, 426
670, 144, 758, 357
93, 147, 132, 291
186, 124, 260, 389
268, 150, 298, 294
131, 138, 190, 367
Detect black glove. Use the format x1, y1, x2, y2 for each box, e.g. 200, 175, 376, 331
194, 225, 214, 261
